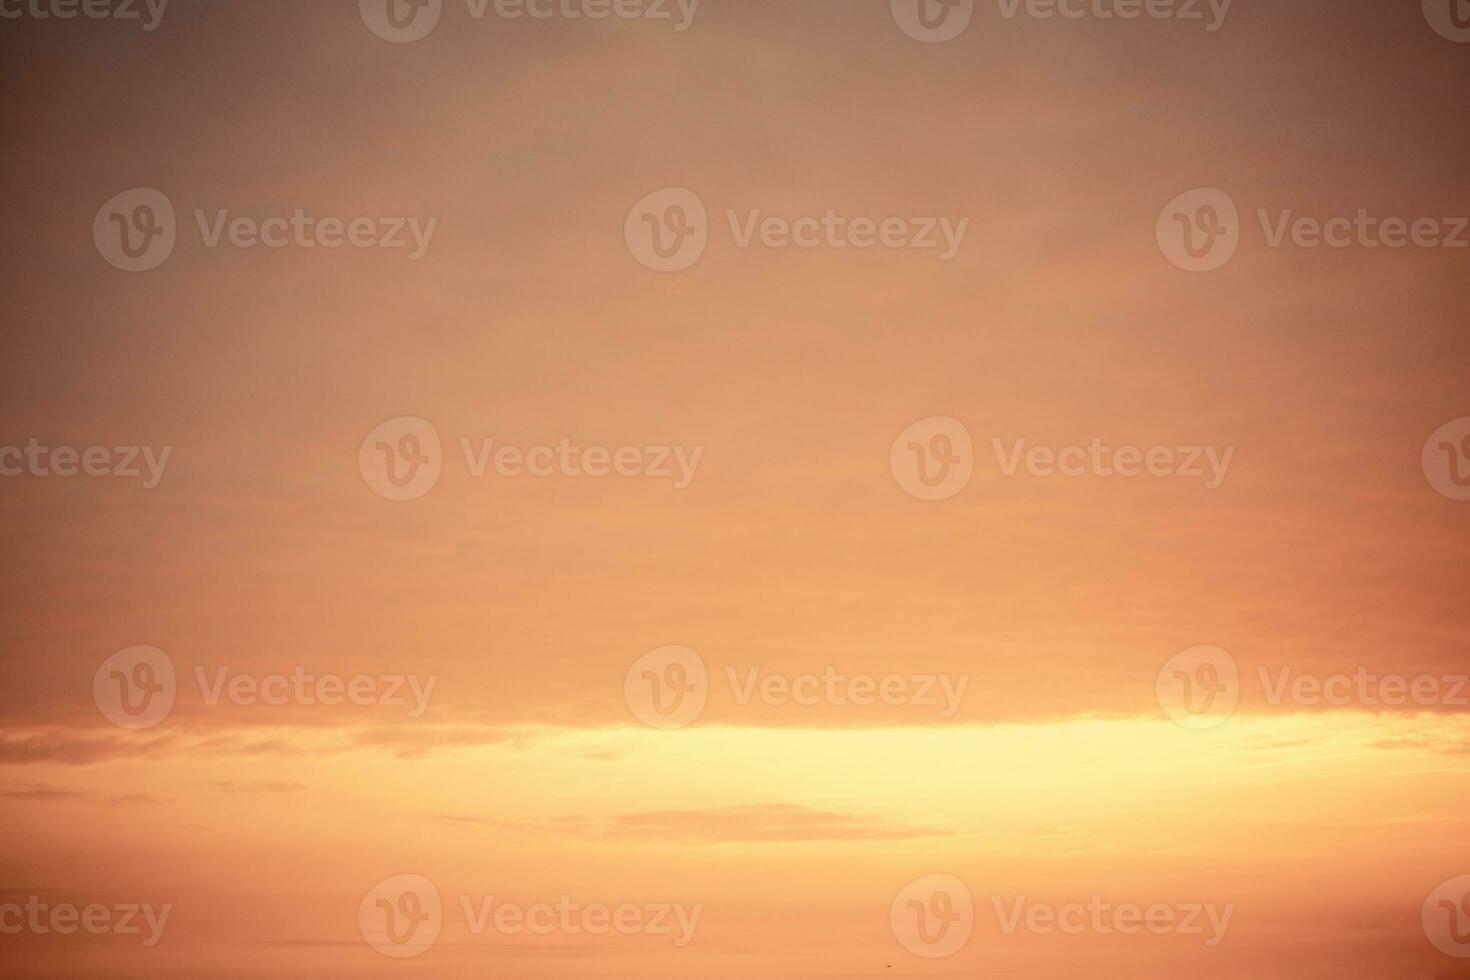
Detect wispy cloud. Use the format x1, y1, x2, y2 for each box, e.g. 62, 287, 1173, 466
0, 730, 182, 766
210, 781, 308, 794
443, 804, 952, 844
1, 782, 165, 805
1368, 734, 1470, 754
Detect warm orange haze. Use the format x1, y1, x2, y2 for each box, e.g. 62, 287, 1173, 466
2, 0, 1469, 977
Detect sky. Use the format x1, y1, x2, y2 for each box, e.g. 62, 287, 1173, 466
1, 0, 1469, 977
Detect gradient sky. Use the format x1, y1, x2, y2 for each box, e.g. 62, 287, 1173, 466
1, 1, 1468, 977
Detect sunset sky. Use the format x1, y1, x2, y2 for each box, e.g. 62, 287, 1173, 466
1, 1, 1469, 977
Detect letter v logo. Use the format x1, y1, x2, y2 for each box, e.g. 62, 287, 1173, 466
361, 0, 442, 42
891, 0, 974, 42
